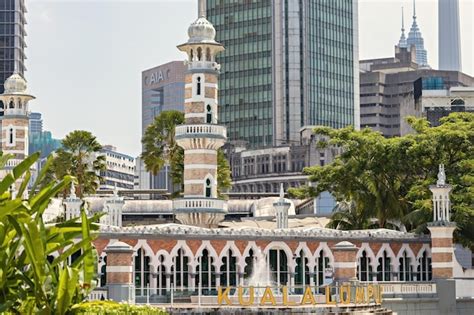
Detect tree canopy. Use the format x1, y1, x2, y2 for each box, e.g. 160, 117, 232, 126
46, 130, 106, 198
289, 113, 474, 248
142, 110, 232, 197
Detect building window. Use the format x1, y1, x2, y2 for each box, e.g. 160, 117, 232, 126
268, 249, 288, 286
100, 256, 107, 287
417, 250, 432, 281
196, 249, 216, 295
398, 251, 413, 281
156, 255, 167, 296
197, 77, 201, 95
220, 248, 238, 288
358, 250, 373, 282
244, 249, 255, 280
134, 248, 151, 297
376, 251, 392, 281
315, 250, 331, 289
9, 127, 14, 145
295, 250, 310, 294
172, 248, 189, 291
206, 47, 211, 61
205, 177, 212, 198
206, 104, 212, 123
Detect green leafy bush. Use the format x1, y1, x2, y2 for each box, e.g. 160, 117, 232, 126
71, 301, 168, 315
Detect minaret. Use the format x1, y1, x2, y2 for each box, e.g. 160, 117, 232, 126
397, 7, 407, 48
0, 73, 35, 172
407, 0, 429, 67
427, 164, 456, 279
438, 0, 462, 71
173, 0, 227, 228
273, 184, 290, 229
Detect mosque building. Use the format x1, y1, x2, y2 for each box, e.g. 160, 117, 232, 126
0, 1, 473, 314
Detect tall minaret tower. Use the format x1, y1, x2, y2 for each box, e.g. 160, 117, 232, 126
0, 73, 35, 170
173, 0, 227, 228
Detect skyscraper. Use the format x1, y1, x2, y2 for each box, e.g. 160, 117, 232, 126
398, 7, 407, 49
406, 0, 428, 67
0, 0, 27, 95
438, 0, 462, 71
29, 112, 43, 135
206, 0, 359, 148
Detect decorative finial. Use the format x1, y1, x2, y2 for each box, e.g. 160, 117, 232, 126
437, 164, 446, 186
413, 0, 416, 19
113, 182, 119, 197
70, 182, 77, 198
198, 0, 206, 18
402, 6, 405, 31
279, 183, 284, 200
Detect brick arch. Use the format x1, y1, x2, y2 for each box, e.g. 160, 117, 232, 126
396, 243, 418, 269
155, 249, 172, 273
375, 243, 397, 271
416, 244, 432, 260
133, 239, 157, 270
314, 242, 335, 267
218, 241, 244, 273
293, 242, 315, 272
263, 241, 296, 271
356, 242, 377, 270
195, 240, 220, 269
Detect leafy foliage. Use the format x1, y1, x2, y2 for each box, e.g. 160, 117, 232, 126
289, 113, 474, 247
71, 301, 168, 314
46, 130, 106, 198
141, 110, 232, 197
0, 152, 101, 314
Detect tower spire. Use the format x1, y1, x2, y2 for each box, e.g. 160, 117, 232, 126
198, 0, 206, 18
413, 0, 416, 19
398, 6, 407, 48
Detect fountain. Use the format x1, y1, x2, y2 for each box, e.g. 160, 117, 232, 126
245, 247, 275, 296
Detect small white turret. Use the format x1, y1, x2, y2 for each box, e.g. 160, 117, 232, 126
429, 164, 452, 223
64, 182, 82, 220
273, 184, 291, 229
101, 185, 124, 227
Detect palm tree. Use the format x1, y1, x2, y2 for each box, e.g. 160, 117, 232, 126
48, 130, 105, 198
141, 110, 232, 196
327, 200, 376, 230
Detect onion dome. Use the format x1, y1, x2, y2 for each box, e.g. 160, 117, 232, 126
187, 17, 217, 44
4, 72, 27, 94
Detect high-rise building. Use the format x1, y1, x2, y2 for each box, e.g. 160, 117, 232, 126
206, 0, 359, 148
0, 0, 27, 95
99, 145, 136, 190
438, 0, 462, 71
140, 61, 186, 193
360, 46, 473, 137
29, 112, 43, 135
406, 0, 428, 67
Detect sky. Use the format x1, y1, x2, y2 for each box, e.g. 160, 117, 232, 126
25, 0, 474, 157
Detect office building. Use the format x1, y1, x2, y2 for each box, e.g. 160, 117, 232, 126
100, 145, 136, 190
360, 46, 474, 137
29, 112, 43, 135
438, 0, 462, 71
139, 61, 186, 193
421, 87, 473, 127
406, 0, 428, 67
0, 0, 27, 95
206, 0, 359, 148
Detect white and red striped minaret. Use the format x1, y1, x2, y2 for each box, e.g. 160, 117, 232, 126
173, 0, 227, 228
0, 73, 35, 185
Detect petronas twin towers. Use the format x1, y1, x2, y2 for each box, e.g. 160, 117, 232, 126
398, 0, 462, 71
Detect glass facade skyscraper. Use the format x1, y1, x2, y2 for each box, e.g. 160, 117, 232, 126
206, 0, 359, 148
0, 0, 26, 94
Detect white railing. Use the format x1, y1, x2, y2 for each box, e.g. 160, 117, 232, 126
173, 198, 227, 212
88, 288, 108, 301
380, 282, 436, 295
5, 159, 23, 167
175, 124, 226, 139
187, 60, 220, 71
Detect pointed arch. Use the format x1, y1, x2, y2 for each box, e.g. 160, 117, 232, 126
356, 243, 377, 270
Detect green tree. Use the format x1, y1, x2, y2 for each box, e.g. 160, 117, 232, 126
142, 110, 232, 197
0, 153, 101, 314
48, 130, 106, 198
290, 113, 474, 247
